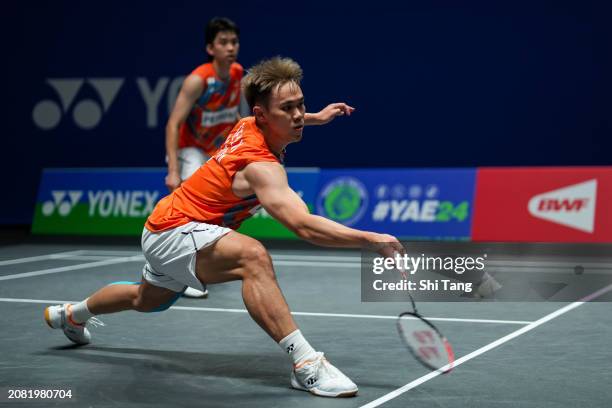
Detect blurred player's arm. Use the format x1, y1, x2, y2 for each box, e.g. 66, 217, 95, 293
304, 102, 355, 126
244, 161, 402, 256
165, 75, 205, 191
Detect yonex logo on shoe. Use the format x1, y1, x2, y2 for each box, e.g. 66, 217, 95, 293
286, 344, 295, 353
42, 190, 83, 217
32, 79, 124, 130
306, 377, 317, 386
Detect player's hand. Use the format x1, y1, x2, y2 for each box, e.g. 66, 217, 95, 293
312, 102, 355, 125
165, 172, 182, 192
366, 232, 405, 259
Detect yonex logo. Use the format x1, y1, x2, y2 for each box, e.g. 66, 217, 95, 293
306, 377, 318, 386
286, 344, 295, 353
40, 190, 160, 218
42, 190, 83, 217
32, 76, 185, 131
527, 179, 597, 233
32, 79, 124, 130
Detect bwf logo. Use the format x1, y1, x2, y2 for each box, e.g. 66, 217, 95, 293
32, 77, 184, 131
528, 179, 597, 233
42, 191, 83, 216
32, 79, 124, 130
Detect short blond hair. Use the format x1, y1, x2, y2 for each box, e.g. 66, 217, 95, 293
242, 57, 303, 109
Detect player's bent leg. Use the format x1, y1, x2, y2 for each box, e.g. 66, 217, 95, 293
194, 231, 358, 397
44, 279, 182, 345
194, 231, 297, 342
81, 279, 180, 314
131, 279, 184, 313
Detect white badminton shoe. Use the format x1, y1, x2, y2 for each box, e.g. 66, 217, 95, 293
182, 285, 209, 298
44, 304, 104, 345
291, 352, 358, 397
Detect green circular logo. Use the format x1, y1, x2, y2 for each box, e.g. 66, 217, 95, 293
317, 177, 368, 226
324, 185, 361, 221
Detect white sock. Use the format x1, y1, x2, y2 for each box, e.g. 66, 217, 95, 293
70, 299, 95, 324
278, 329, 317, 365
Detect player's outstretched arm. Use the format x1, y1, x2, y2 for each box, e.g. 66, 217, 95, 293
164, 75, 204, 191
244, 161, 403, 257
304, 102, 355, 126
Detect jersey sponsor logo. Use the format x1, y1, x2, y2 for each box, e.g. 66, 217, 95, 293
316, 177, 368, 226
527, 179, 597, 233
200, 106, 238, 127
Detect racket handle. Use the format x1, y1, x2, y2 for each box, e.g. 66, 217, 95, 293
393, 251, 408, 280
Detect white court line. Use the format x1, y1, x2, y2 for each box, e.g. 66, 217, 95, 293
272, 254, 358, 262
169, 306, 531, 325
273, 260, 359, 268
57, 255, 130, 262
0, 297, 532, 325
359, 282, 612, 408
74, 250, 360, 262
0, 250, 87, 266
61, 250, 612, 270
66, 250, 141, 257
0, 256, 143, 281
72, 249, 612, 262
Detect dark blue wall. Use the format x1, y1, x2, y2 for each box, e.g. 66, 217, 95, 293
4, 1, 611, 224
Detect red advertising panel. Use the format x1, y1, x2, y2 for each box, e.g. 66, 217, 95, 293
472, 167, 612, 242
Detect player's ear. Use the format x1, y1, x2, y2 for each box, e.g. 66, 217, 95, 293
205, 43, 214, 57
253, 105, 267, 124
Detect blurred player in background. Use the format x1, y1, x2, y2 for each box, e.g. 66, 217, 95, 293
165, 18, 242, 298
45, 57, 402, 397
167, 17, 355, 297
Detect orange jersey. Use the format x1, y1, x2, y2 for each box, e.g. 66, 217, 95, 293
147, 117, 281, 232
178, 62, 243, 155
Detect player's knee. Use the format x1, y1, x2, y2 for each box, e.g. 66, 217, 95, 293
132, 295, 170, 313
242, 242, 274, 280
132, 296, 150, 312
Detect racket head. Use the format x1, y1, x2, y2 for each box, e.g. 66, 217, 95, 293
396, 311, 455, 373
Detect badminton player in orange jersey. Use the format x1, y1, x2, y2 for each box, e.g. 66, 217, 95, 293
45, 57, 404, 397
166, 17, 354, 297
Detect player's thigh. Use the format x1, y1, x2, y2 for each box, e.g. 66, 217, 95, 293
194, 231, 271, 284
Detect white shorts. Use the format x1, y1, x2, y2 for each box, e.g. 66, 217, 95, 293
141, 221, 232, 292
178, 147, 210, 181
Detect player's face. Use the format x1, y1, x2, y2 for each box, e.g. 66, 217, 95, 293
264, 82, 305, 142
207, 31, 239, 65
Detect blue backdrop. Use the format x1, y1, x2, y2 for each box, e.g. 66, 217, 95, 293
4, 1, 611, 224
